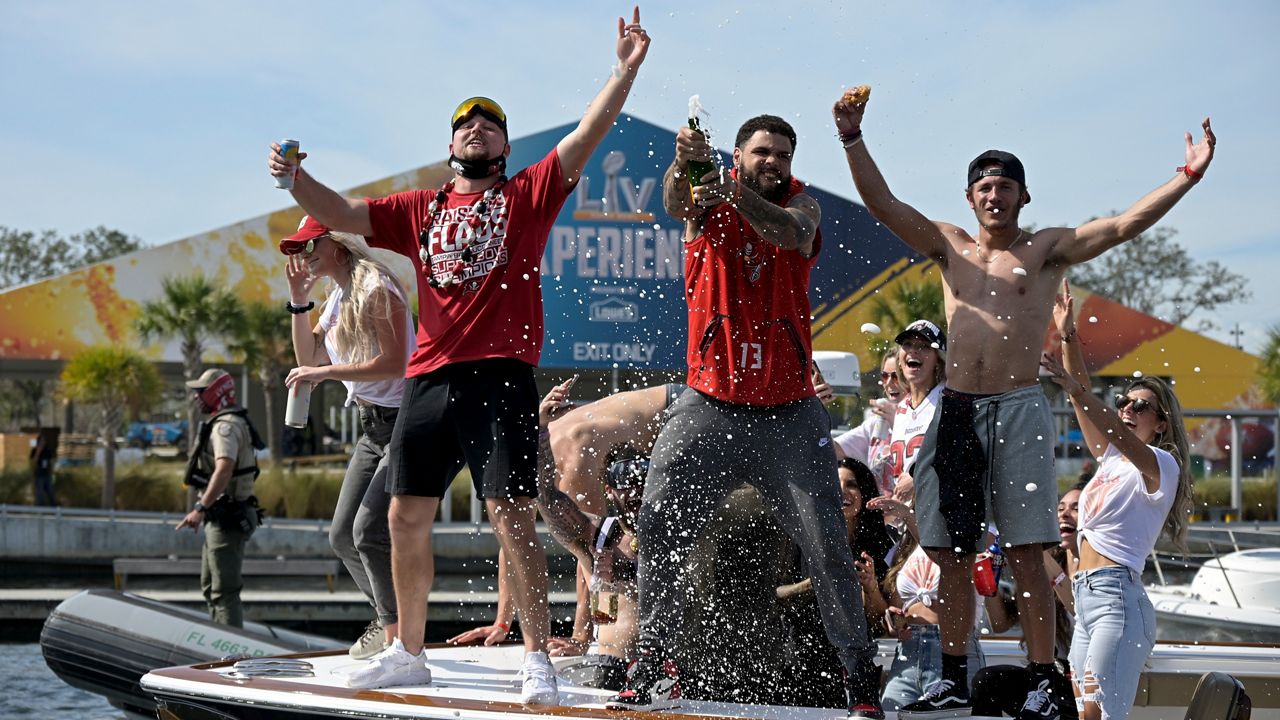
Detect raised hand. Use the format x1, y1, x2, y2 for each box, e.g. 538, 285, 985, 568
538, 375, 578, 427
831, 86, 870, 136
615, 6, 651, 72
285, 254, 317, 304
1039, 351, 1085, 398
268, 141, 307, 182
1184, 117, 1216, 176
674, 126, 715, 170
1053, 279, 1075, 339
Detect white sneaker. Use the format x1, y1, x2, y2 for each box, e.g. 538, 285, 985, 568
520, 651, 559, 705
345, 638, 432, 689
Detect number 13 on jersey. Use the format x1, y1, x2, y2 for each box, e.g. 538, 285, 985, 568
737, 342, 763, 370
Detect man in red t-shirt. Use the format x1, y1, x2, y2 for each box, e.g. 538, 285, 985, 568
605, 115, 884, 720
266, 9, 650, 703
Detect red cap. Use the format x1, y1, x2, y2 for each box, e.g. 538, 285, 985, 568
279, 215, 330, 255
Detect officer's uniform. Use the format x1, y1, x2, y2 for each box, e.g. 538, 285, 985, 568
196, 409, 259, 627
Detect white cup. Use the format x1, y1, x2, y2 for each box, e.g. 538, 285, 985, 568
284, 381, 312, 428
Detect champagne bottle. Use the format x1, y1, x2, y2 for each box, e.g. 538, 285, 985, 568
686, 95, 718, 188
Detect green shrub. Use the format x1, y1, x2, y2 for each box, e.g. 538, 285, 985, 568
254, 465, 343, 519
0, 469, 33, 504
1189, 477, 1277, 521
54, 466, 107, 508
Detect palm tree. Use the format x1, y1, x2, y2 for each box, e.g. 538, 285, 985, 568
134, 274, 244, 452
228, 301, 294, 461
867, 276, 947, 355
60, 346, 161, 508
1259, 323, 1280, 406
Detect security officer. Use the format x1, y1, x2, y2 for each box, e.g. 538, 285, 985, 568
176, 368, 263, 627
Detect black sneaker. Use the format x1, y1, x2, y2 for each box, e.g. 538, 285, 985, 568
844, 661, 885, 720
604, 655, 680, 711
898, 678, 973, 719
1015, 678, 1061, 720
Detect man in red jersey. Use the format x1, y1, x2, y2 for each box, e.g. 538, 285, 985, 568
605, 115, 884, 720
266, 8, 650, 704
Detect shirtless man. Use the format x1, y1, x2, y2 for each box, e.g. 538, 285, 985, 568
450, 381, 679, 690
832, 90, 1215, 720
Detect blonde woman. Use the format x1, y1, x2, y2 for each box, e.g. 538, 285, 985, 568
1041, 280, 1193, 720
281, 216, 414, 661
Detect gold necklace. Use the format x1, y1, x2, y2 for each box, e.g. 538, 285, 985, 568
975, 230, 1024, 264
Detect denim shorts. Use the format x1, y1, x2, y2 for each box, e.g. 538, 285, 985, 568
880, 624, 985, 712
1068, 565, 1156, 720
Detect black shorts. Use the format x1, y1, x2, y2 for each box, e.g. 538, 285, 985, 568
385, 358, 539, 499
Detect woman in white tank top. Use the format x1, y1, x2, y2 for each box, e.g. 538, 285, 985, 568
1040, 281, 1193, 720
281, 217, 415, 662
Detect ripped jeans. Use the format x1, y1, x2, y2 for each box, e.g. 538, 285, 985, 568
1068, 565, 1155, 720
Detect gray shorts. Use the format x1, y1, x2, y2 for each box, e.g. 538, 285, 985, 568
913, 385, 1059, 552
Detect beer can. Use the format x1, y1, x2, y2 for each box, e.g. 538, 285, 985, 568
284, 380, 312, 428
275, 138, 300, 190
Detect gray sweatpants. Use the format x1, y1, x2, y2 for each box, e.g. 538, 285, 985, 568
330, 404, 398, 625
636, 390, 874, 673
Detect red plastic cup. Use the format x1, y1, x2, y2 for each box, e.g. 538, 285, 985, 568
974, 554, 998, 597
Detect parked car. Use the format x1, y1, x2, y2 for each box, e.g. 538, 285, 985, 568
125, 420, 187, 448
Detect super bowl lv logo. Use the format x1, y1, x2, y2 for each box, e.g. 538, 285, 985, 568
573, 151, 656, 222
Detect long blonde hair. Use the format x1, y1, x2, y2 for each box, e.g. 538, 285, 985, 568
1128, 376, 1194, 550
326, 232, 408, 365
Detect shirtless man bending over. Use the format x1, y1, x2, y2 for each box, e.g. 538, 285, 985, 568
832, 89, 1214, 720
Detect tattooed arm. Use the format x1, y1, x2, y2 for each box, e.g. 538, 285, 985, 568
536, 428, 599, 568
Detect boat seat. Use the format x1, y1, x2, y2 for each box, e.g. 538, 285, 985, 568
1184, 671, 1252, 720
113, 557, 342, 592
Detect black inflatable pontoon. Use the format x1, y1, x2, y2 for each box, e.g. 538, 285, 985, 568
40, 589, 342, 718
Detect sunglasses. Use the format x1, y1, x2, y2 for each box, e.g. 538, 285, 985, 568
1114, 394, 1165, 418
451, 96, 507, 128
604, 458, 649, 491
283, 237, 319, 257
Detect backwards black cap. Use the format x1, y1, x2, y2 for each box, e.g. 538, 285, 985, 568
967, 150, 1026, 189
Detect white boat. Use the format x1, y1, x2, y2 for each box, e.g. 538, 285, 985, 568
140, 637, 1280, 719
1147, 547, 1280, 643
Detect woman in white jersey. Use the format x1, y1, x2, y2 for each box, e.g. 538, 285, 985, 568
835, 349, 907, 495
885, 320, 947, 498
281, 217, 415, 661
1041, 281, 1193, 720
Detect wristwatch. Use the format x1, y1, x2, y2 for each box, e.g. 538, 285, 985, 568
193, 501, 207, 513
286, 300, 315, 314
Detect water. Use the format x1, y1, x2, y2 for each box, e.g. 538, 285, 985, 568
1, 643, 124, 719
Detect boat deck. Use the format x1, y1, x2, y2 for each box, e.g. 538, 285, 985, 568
142, 639, 1280, 719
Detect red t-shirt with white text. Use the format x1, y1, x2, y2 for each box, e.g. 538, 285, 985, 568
366, 150, 569, 377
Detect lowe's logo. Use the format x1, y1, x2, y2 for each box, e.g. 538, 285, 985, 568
589, 297, 638, 323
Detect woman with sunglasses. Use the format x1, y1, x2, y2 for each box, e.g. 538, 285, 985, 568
835, 350, 907, 495
1040, 280, 1194, 720
281, 217, 414, 662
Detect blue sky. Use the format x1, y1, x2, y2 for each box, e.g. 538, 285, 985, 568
2, 1, 1277, 351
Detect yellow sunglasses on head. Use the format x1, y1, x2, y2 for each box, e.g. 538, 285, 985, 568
451, 96, 507, 130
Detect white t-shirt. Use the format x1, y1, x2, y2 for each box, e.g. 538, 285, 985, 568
317, 272, 415, 408
1077, 443, 1180, 573
835, 413, 894, 496
887, 384, 943, 488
